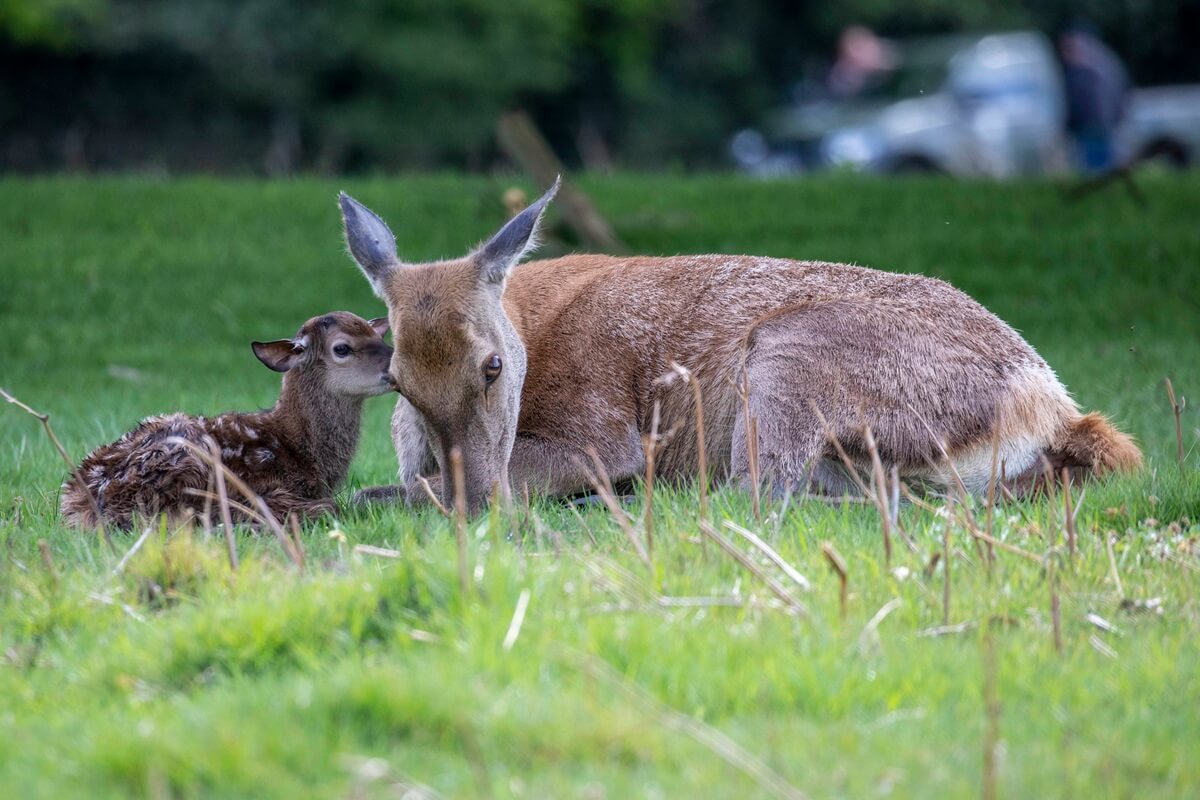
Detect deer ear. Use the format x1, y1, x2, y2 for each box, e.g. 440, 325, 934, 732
252, 339, 304, 373
368, 316, 390, 337
339, 192, 397, 296
477, 175, 560, 284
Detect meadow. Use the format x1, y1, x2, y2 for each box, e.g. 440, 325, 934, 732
1, 174, 1198, 798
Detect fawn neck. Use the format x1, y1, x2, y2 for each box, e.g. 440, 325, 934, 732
271, 370, 363, 491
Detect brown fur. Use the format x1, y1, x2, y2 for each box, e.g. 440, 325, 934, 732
61, 312, 393, 529
339, 190, 1141, 513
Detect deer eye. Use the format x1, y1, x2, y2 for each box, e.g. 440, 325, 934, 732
333, 344, 352, 357
483, 354, 502, 385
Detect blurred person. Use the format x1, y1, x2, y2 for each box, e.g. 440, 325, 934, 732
826, 26, 897, 99
1057, 21, 1129, 172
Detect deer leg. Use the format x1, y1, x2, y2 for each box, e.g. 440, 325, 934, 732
506, 428, 645, 501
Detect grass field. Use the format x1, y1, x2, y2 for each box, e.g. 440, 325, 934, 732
1, 175, 1198, 799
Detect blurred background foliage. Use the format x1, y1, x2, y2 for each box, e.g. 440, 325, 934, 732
2, 0, 1197, 173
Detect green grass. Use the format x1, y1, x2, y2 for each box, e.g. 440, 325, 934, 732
2, 174, 1198, 798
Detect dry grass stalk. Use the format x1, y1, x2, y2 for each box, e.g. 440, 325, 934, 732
1, 387, 115, 554
579, 447, 652, 570
1165, 377, 1185, 465
111, 524, 156, 577
725, 370, 759, 519
288, 513, 307, 572
416, 474, 450, 517
863, 426, 893, 567
577, 653, 809, 800
205, 442, 238, 571
354, 543, 402, 559
982, 632, 1000, 800
175, 438, 302, 568
821, 541, 848, 620
749, 415, 762, 520
889, 465, 901, 533
502, 588, 532, 651
667, 362, 709, 521
906, 404, 992, 565
642, 400, 661, 558
450, 447, 470, 597
808, 402, 872, 498
942, 517, 951, 626
1061, 468, 1076, 559
699, 521, 807, 616
722, 520, 811, 591
984, 429, 1000, 567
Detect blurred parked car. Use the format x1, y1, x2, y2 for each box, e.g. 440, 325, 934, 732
731, 31, 1200, 176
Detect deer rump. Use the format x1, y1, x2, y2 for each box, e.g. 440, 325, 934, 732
493, 253, 1140, 498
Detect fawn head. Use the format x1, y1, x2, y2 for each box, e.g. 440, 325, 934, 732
252, 311, 393, 398
339, 179, 559, 511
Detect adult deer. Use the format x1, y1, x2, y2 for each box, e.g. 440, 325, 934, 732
341, 180, 1140, 514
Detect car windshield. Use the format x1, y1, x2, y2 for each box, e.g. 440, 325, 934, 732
854, 38, 966, 101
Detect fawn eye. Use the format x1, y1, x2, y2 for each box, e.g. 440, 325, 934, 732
333, 344, 352, 357
483, 354, 502, 385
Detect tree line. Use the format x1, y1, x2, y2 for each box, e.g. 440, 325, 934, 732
2, 0, 1196, 173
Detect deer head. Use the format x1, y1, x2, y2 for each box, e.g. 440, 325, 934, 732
339, 179, 558, 512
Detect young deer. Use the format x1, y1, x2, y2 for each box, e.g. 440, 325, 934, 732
61, 312, 393, 529
340, 181, 1141, 515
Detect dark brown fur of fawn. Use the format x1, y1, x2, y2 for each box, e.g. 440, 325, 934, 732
339, 182, 1141, 514
60, 312, 393, 529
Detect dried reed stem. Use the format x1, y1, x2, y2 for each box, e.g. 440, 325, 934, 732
579, 447, 652, 569
699, 521, 807, 616
416, 474, 451, 517
450, 447, 470, 597
206, 441, 238, 571
749, 415, 761, 520
288, 513, 307, 572
821, 541, 848, 620
863, 426, 893, 568
668, 363, 709, 522
723, 520, 811, 591
111, 524, 155, 576
175, 438, 301, 568
1061, 468, 1076, 559
984, 429, 1000, 568
942, 518, 951, 626
502, 588, 532, 651
354, 543, 402, 559
1165, 377, 1185, 465
808, 402, 872, 498
642, 400, 661, 558
1, 387, 114, 554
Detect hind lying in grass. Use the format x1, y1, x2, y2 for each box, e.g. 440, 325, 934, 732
60, 312, 393, 529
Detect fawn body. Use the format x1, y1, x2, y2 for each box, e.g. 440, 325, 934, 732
340, 183, 1141, 513
61, 312, 392, 528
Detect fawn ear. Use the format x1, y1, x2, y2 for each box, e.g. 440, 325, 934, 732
252, 339, 305, 373
477, 175, 560, 285
339, 192, 397, 296
368, 316, 390, 337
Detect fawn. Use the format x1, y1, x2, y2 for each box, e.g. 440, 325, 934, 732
340, 181, 1140, 514
61, 312, 393, 529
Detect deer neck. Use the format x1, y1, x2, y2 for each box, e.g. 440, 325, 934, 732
272, 372, 363, 492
